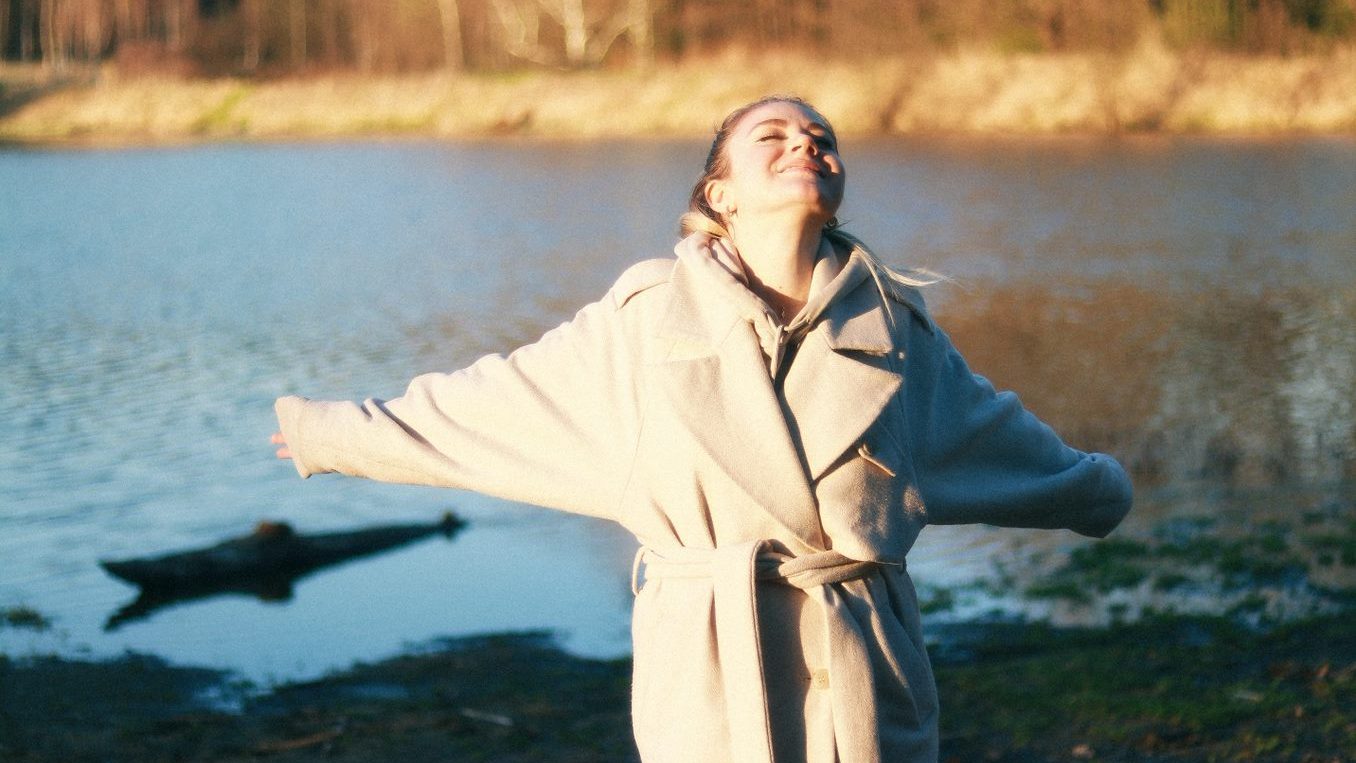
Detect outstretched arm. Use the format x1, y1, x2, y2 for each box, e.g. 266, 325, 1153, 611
272, 282, 648, 522
906, 325, 1133, 538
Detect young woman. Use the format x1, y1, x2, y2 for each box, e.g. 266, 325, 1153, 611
271, 96, 1133, 763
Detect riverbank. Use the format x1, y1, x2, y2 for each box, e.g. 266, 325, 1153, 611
3, 39, 1355, 145
2, 614, 1351, 762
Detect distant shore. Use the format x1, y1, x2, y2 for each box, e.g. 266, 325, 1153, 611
3, 40, 1355, 146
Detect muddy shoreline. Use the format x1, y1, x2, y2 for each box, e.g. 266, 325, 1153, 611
2, 613, 1352, 762
5, 496, 1354, 761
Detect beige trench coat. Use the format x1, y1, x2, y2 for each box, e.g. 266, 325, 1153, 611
275, 233, 1134, 763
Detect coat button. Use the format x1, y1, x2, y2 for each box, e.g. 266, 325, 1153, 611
811, 668, 831, 690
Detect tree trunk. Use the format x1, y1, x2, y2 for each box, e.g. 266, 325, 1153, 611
111, 0, 130, 47
436, 0, 464, 71
166, 0, 182, 51
39, 0, 62, 69
491, 0, 553, 66
242, 0, 261, 71
316, 0, 341, 67
627, 0, 652, 68
290, 0, 307, 69
18, 0, 33, 61
350, 0, 375, 72
561, 0, 585, 65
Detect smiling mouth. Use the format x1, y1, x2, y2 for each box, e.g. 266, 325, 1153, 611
779, 163, 824, 177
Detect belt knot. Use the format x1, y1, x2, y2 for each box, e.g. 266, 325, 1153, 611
629, 540, 900, 763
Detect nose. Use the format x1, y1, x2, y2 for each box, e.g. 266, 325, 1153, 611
791, 131, 818, 155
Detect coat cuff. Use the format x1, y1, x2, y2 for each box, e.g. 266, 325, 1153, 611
274, 395, 319, 479
1072, 454, 1134, 538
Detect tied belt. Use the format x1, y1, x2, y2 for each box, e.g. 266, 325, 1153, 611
631, 541, 896, 763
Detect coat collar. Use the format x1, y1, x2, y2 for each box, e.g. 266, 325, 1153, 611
786, 264, 904, 480
655, 244, 821, 548
657, 234, 912, 351
653, 234, 914, 549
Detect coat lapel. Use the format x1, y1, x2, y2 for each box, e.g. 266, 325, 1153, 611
783, 274, 904, 482
655, 255, 824, 549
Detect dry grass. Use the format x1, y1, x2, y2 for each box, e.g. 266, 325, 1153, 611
3, 39, 1354, 144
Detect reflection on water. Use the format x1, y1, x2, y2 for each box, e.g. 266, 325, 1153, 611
99, 514, 466, 631
1, 136, 1352, 682
919, 279, 1356, 629
940, 282, 1356, 488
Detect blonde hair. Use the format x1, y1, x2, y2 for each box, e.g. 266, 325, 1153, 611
679, 96, 943, 295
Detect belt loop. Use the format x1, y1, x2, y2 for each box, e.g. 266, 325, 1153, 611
630, 546, 647, 596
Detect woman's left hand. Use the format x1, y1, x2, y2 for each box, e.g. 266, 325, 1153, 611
270, 432, 293, 460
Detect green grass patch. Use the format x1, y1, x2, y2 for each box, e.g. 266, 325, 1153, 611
191, 85, 252, 135
919, 586, 957, 615
1308, 533, 1356, 566
935, 613, 1356, 761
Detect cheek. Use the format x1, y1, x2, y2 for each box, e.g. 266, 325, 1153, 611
826, 174, 847, 203
830, 157, 846, 180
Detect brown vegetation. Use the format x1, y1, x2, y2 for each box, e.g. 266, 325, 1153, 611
3, 36, 1355, 143
4, 1, 1355, 76
2, 3, 1355, 142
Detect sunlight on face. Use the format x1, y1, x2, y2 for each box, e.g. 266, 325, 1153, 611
708, 100, 846, 228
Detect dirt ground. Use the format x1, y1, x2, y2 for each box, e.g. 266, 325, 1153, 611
2, 613, 1352, 763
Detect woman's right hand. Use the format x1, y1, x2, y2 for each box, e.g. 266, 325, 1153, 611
270, 431, 293, 460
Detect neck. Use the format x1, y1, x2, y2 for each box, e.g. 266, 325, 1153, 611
727, 215, 825, 320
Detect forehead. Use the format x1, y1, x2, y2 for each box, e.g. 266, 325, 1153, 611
736, 101, 834, 135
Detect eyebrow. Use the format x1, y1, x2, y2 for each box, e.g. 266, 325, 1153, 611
748, 118, 834, 137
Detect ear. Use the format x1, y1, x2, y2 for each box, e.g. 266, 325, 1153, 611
704, 178, 734, 217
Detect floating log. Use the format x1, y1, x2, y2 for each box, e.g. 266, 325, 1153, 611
99, 512, 465, 630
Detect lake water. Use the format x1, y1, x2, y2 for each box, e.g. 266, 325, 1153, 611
2, 136, 1353, 685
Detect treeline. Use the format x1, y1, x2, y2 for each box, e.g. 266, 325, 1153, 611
3, 0, 1354, 76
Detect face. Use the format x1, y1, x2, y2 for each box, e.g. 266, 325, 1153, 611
706, 100, 846, 228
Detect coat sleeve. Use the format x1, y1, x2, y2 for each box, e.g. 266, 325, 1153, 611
903, 323, 1133, 538
273, 267, 662, 521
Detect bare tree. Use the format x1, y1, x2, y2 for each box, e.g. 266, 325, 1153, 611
17, 0, 35, 61
111, 0, 132, 44
39, 0, 61, 68
7, 0, 1356, 74
558, 0, 585, 63
241, 0, 261, 70
499, 0, 650, 67
315, 0, 344, 67
166, 0, 198, 53
489, 0, 553, 65
349, 0, 376, 72
435, 0, 464, 70
558, 0, 639, 66
627, 0, 652, 67
290, 0, 306, 68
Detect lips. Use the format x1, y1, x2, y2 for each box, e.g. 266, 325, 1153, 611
778, 161, 825, 177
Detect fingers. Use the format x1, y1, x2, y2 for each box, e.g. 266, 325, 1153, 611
270, 432, 292, 460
